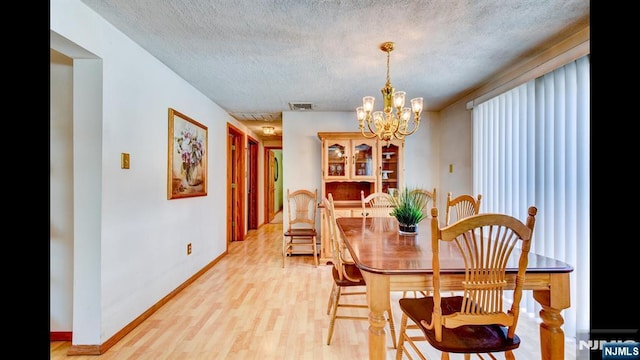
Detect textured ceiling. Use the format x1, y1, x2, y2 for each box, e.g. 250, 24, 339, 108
79, 0, 589, 139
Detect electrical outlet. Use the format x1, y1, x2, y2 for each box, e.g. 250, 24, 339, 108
187, 243, 192, 255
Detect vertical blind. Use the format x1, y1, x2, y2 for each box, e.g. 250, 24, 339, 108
472, 55, 590, 339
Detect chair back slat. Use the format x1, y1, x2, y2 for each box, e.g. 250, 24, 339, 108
287, 189, 317, 229
445, 192, 482, 225
361, 191, 394, 218
410, 188, 437, 218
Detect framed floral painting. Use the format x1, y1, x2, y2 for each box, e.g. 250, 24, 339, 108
167, 108, 208, 199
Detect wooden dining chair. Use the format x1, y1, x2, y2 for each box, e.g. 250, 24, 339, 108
445, 192, 482, 225
283, 188, 318, 268
395, 206, 537, 360
361, 191, 395, 218
323, 194, 396, 348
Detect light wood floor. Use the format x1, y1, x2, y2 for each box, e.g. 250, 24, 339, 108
50, 223, 576, 359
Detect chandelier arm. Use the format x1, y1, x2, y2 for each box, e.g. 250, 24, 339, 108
360, 118, 379, 139
366, 117, 379, 134
394, 123, 420, 137
360, 127, 379, 139
394, 116, 421, 136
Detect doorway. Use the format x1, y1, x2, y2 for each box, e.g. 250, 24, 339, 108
264, 147, 282, 223
247, 136, 259, 230
227, 124, 245, 242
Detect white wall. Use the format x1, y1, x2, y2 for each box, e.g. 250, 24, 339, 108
50, 49, 74, 332
72, 56, 104, 345
50, 0, 254, 346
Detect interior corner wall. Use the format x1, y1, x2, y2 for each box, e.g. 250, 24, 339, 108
402, 111, 443, 213
437, 99, 474, 202
72, 57, 104, 345
50, 49, 74, 333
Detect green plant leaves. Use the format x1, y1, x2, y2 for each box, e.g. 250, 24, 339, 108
389, 187, 429, 225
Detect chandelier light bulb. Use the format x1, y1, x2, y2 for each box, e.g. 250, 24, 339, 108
393, 91, 406, 109
363, 96, 375, 112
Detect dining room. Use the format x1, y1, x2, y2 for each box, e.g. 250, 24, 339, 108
50, 1, 602, 358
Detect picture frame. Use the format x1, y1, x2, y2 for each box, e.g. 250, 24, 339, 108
167, 108, 208, 199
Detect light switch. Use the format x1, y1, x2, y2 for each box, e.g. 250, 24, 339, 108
121, 153, 130, 169
449, 164, 453, 173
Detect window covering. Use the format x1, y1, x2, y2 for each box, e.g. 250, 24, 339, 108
472, 55, 590, 339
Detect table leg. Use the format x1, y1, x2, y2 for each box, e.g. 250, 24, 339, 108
362, 271, 390, 360
533, 273, 571, 360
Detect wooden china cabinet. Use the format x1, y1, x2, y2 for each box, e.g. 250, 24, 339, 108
317, 132, 405, 264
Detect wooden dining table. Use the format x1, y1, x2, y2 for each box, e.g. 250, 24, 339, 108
336, 216, 574, 360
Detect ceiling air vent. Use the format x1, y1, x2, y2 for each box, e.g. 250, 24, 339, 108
289, 102, 314, 111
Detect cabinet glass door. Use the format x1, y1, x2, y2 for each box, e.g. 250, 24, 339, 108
325, 141, 348, 179
351, 140, 376, 180
380, 142, 400, 194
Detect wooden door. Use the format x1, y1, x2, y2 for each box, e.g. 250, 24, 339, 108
247, 137, 259, 230
227, 124, 245, 242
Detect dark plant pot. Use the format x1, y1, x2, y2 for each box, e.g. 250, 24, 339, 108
398, 223, 418, 235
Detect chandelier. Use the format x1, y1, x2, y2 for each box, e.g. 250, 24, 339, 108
356, 41, 423, 143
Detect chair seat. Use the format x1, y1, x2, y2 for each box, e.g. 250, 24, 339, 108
284, 228, 317, 237
332, 263, 365, 286
398, 296, 520, 354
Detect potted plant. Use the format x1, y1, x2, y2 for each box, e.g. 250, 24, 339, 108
389, 187, 429, 234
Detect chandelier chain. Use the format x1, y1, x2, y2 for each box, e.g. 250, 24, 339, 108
386, 48, 391, 88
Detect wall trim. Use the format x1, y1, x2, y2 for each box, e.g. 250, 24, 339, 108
50, 332, 73, 341
64, 252, 227, 355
